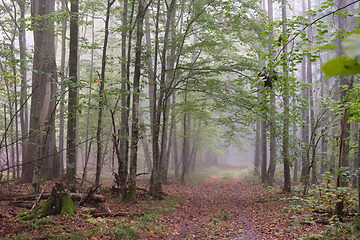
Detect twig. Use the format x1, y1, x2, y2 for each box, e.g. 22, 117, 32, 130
31, 184, 47, 210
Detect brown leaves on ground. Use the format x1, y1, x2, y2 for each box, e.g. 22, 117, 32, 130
0, 170, 326, 239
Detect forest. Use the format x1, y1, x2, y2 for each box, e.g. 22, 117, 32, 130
0, 0, 360, 239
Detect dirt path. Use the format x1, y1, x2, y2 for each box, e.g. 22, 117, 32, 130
156, 175, 325, 239
159, 177, 258, 239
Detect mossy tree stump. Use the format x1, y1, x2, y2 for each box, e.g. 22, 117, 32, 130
20, 182, 75, 220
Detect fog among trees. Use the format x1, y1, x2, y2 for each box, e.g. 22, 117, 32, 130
1, 0, 360, 238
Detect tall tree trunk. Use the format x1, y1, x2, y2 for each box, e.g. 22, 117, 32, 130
21, 0, 60, 188
282, 0, 291, 193
335, 0, 351, 219
144, 13, 154, 175
59, 0, 67, 177
266, 0, 276, 186
300, 0, 309, 183
95, 0, 115, 189
150, 0, 176, 195
307, 0, 316, 185
17, 0, 28, 173
127, 0, 145, 201
162, 8, 177, 183
66, 0, 79, 193
119, 0, 131, 201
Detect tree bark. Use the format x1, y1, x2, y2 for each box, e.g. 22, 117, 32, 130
59, 0, 67, 177
66, 0, 79, 193
254, 118, 260, 175
266, 0, 276, 186
282, 0, 291, 193
127, 0, 145, 201
300, 0, 309, 183
21, 0, 60, 187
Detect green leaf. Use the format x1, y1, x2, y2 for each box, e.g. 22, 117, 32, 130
343, 34, 360, 58
321, 56, 360, 78
305, 44, 337, 51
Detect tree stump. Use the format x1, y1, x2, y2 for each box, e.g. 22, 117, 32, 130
19, 182, 75, 220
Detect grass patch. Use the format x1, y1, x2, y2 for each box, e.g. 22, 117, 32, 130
220, 170, 238, 180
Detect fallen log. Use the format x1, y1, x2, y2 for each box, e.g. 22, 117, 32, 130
70, 193, 106, 203
2, 192, 105, 203
0, 193, 51, 201
9, 201, 33, 209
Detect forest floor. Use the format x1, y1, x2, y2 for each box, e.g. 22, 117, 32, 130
0, 167, 328, 239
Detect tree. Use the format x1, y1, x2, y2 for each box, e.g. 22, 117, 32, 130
281, 0, 291, 193
21, 0, 60, 189
95, 0, 116, 190
59, 0, 68, 178
66, 0, 79, 193
149, 0, 177, 195
127, 0, 147, 201
266, 0, 276, 186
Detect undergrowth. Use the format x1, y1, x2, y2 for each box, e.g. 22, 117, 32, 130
285, 173, 360, 240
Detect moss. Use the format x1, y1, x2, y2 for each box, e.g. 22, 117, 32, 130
19, 196, 54, 221
37, 195, 54, 217
61, 194, 75, 214
124, 184, 137, 202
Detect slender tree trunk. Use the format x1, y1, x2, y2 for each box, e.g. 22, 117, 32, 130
282, 0, 291, 193
66, 0, 79, 193
4, 105, 10, 182
300, 0, 309, 183
254, 119, 261, 175
127, 0, 145, 201
95, 0, 115, 189
172, 94, 180, 179
293, 126, 298, 182
119, 0, 131, 201
266, 0, 276, 186
307, 0, 316, 185
5, 76, 15, 179
335, 0, 351, 219
59, 0, 67, 177
144, 13, 154, 175
180, 111, 190, 185
17, 0, 28, 170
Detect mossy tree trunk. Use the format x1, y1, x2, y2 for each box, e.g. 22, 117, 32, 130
20, 183, 75, 220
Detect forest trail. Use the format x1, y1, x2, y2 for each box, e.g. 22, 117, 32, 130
155, 170, 326, 239
0, 169, 326, 239
160, 174, 260, 239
